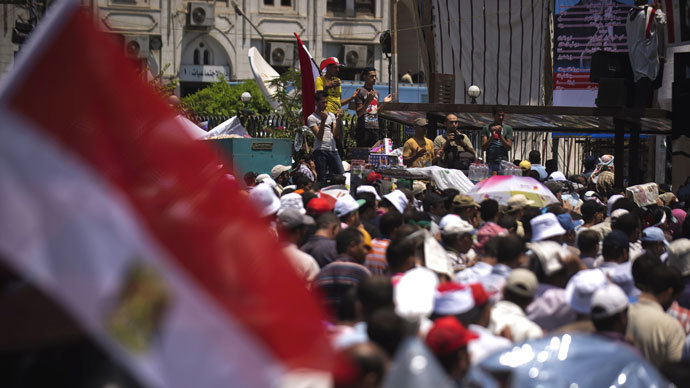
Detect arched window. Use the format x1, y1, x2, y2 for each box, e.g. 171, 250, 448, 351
193, 49, 200, 65
203, 49, 211, 65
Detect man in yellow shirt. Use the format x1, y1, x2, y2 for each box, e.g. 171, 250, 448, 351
403, 118, 437, 168
315, 57, 358, 114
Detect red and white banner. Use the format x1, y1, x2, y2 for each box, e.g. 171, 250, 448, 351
0, 1, 332, 387
294, 33, 320, 124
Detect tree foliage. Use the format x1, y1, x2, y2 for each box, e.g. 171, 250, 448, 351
267, 67, 304, 130
182, 76, 272, 116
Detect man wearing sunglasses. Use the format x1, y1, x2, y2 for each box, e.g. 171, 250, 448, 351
434, 113, 476, 170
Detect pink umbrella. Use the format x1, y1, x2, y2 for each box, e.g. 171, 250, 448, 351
467, 175, 558, 207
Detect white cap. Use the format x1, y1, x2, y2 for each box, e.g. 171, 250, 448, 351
413, 181, 426, 195
565, 269, 609, 314
530, 213, 566, 242
256, 174, 277, 188
439, 214, 475, 236
394, 267, 439, 319
667, 238, 690, 276
528, 241, 567, 277
248, 183, 280, 217
271, 164, 291, 179
590, 283, 629, 319
278, 192, 306, 215
383, 190, 409, 214
356, 185, 381, 201
548, 171, 567, 181
334, 194, 365, 217
607, 194, 624, 216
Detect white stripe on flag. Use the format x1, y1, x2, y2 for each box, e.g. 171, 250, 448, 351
0, 108, 284, 387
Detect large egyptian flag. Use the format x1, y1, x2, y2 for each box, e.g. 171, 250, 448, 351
294, 33, 320, 125
0, 1, 332, 387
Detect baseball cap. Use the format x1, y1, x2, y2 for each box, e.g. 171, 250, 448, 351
439, 214, 475, 236
248, 183, 281, 217
277, 207, 315, 229
505, 194, 535, 213
413, 117, 428, 127
548, 171, 567, 181
557, 213, 583, 231
530, 213, 567, 242
504, 268, 538, 299
306, 197, 333, 215
432, 282, 491, 316
383, 190, 408, 214
279, 192, 306, 215
453, 194, 480, 208
271, 164, 291, 179
334, 194, 365, 217
319, 57, 342, 71
668, 239, 690, 276
564, 269, 609, 314
356, 185, 381, 201
590, 283, 628, 319
519, 160, 532, 171
425, 316, 478, 357
640, 226, 667, 244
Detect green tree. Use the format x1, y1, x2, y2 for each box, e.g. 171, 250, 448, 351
182, 76, 272, 116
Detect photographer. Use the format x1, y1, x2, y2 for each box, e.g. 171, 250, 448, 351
481, 106, 514, 174
433, 113, 476, 170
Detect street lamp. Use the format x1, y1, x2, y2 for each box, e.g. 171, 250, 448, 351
468, 85, 481, 104
239, 91, 253, 127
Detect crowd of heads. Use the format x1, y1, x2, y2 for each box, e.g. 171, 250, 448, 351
241, 152, 690, 386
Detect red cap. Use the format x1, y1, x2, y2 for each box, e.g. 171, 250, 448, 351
425, 316, 478, 357
320, 57, 342, 71
366, 171, 382, 184
307, 197, 333, 214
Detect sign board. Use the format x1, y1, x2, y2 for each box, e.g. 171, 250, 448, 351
179, 65, 230, 83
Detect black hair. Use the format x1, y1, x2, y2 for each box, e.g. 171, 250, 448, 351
495, 235, 525, 265
335, 227, 363, 254
602, 231, 629, 260
528, 150, 541, 164
356, 192, 377, 214
331, 175, 347, 185
611, 198, 638, 214
527, 169, 541, 181
479, 199, 499, 222
647, 264, 684, 295
292, 171, 311, 190
612, 213, 640, 238
632, 251, 662, 291
243, 171, 257, 186
366, 307, 406, 358
520, 206, 542, 242
315, 90, 328, 101
361, 66, 376, 78
357, 276, 394, 319
316, 212, 339, 230
302, 191, 318, 209
442, 188, 460, 211
592, 309, 627, 332
379, 210, 403, 237
545, 159, 557, 175
492, 105, 504, 115
577, 229, 600, 254
497, 213, 517, 231
386, 224, 421, 272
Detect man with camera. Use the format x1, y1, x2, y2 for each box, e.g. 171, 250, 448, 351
434, 113, 476, 170
481, 106, 514, 174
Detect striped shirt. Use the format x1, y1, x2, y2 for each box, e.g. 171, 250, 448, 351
313, 261, 371, 318
364, 238, 390, 275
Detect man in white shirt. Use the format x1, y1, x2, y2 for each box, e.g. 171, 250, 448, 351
489, 269, 543, 342
626, 0, 666, 108
308, 90, 344, 183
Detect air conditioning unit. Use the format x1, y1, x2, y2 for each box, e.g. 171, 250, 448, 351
187, 2, 215, 27
270, 42, 294, 67
124, 35, 149, 58
344, 45, 368, 68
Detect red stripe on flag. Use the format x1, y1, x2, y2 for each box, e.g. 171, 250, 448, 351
7, 9, 331, 371
295, 33, 316, 125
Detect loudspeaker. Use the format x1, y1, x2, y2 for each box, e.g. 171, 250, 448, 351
595, 78, 631, 108
590, 51, 633, 83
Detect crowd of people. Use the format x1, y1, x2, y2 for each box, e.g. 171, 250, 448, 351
242, 150, 690, 387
